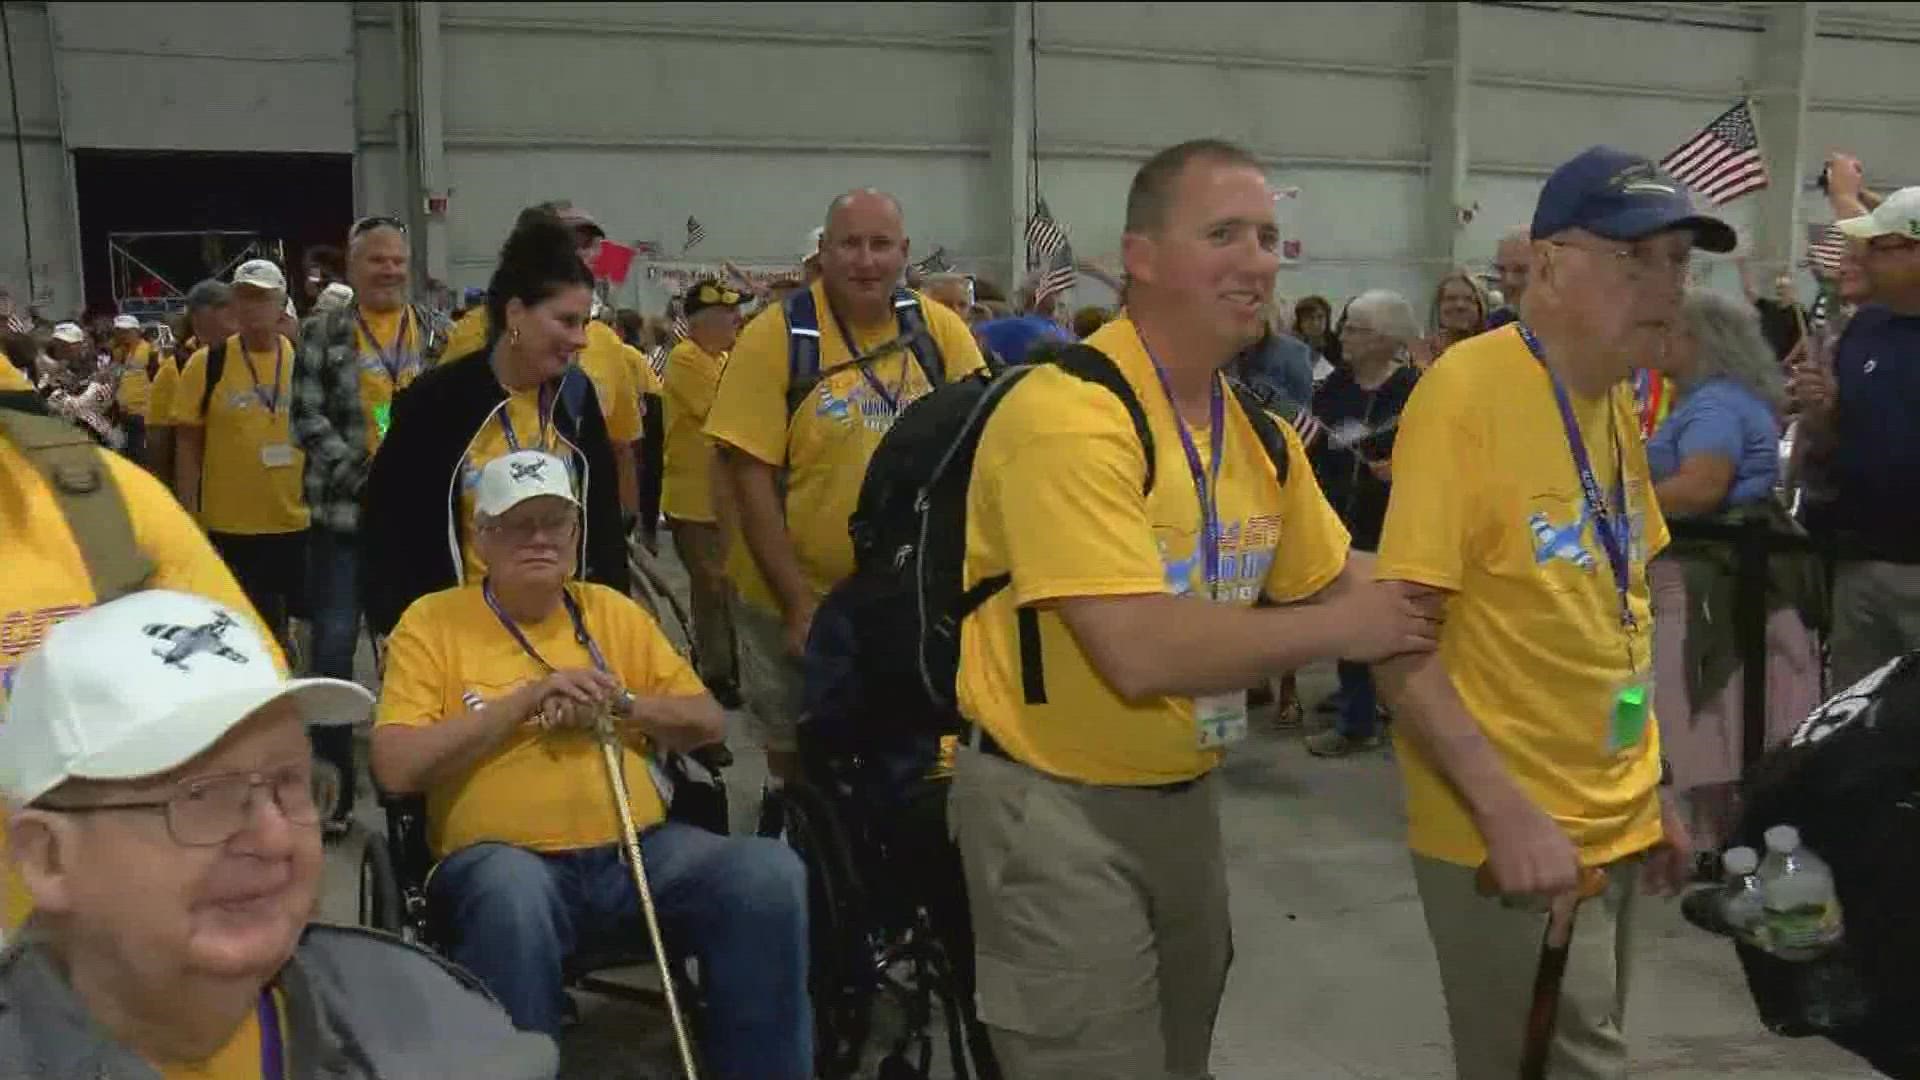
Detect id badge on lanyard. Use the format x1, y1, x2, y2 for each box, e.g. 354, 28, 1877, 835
1143, 341, 1248, 751
1519, 326, 1650, 754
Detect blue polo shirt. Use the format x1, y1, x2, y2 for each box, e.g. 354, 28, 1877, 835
1828, 305, 1920, 561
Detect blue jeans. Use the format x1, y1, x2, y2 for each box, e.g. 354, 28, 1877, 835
1336, 661, 1379, 740
429, 826, 812, 1080
306, 527, 360, 680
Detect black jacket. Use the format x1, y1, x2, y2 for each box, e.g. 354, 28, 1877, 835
359, 349, 631, 637
1309, 365, 1419, 552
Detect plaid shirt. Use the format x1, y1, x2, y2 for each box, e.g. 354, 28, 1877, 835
289, 303, 448, 534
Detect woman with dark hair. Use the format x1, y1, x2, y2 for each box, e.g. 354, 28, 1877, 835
1294, 295, 1334, 358
359, 211, 629, 638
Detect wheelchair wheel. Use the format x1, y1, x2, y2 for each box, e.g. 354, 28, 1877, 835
764, 782, 874, 1079
358, 829, 404, 933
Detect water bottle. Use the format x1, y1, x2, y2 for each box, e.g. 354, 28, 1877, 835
1757, 825, 1844, 962
1719, 846, 1767, 943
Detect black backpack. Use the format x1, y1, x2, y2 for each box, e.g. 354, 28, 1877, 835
1717, 652, 1920, 1077
783, 287, 944, 418
814, 343, 1293, 746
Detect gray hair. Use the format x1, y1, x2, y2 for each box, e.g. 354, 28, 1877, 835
1677, 288, 1784, 411
1345, 289, 1421, 345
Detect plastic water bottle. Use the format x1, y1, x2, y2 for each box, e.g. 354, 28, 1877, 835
1719, 846, 1767, 943
1757, 825, 1844, 961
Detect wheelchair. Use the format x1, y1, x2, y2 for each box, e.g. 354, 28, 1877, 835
357, 747, 731, 1016
760, 734, 990, 1080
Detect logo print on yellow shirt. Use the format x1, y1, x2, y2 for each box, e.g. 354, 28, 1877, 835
813, 379, 911, 435
1158, 515, 1280, 602
0, 604, 87, 688
1529, 504, 1597, 571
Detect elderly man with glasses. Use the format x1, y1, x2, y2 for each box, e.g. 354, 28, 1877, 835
0, 590, 554, 1077
289, 215, 448, 835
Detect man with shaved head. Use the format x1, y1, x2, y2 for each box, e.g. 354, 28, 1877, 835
704, 190, 985, 780
1486, 227, 1533, 329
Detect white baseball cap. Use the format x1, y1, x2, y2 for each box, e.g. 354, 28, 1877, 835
49, 323, 85, 345
0, 591, 372, 806
232, 258, 288, 293
474, 449, 580, 519
1837, 186, 1920, 241
111, 314, 139, 331
315, 281, 355, 312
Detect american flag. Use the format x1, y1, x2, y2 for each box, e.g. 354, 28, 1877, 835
4, 313, 28, 335
1658, 101, 1769, 206
669, 315, 689, 341
911, 246, 951, 275
1026, 198, 1076, 308
1805, 222, 1847, 277
683, 216, 706, 252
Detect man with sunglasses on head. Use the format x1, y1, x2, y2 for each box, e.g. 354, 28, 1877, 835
289, 215, 449, 835
0, 590, 555, 1077
1375, 146, 1722, 1079
1791, 186, 1920, 689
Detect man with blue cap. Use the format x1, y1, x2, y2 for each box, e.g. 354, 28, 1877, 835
1372, 146, 1733, 1079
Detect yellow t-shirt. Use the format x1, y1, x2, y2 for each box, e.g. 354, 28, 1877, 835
376, 582, 705, 857
113, 340, 154, 416
147, 352, 181, 428
157, 990, 287, 1079
703, 283, 985, 611
0, 437, 284, 928
353, 305, 427, 455
958, 316, 1351, 786
171, 335, 309, 536
444, 310, 645, 444
578, 323, 643, 445
626, 338, 663, 398
0, 355, 31, 392
1375, 325, 1670, 869
661, 339, 726, 524
455, 388, 566, 582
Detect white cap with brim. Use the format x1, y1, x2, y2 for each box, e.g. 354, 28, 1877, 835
474, 449, 581, 519
232, 258, 288, 293
50, 323, 85, 345
0, 590, 372, 807
111, 315, 139, 331
1837, 186, 1920, 241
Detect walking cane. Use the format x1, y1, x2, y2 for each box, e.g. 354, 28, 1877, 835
1477, 864, 1609, 1080
596, 706, 701, 1080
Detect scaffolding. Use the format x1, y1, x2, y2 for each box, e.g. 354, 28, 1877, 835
107, 230, 285, 320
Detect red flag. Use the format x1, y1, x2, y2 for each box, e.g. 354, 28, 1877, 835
589, 241, 637, 285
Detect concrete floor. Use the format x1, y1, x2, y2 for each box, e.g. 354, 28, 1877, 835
318, 541, 1876, 1079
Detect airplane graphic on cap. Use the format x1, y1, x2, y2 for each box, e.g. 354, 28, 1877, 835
143, 612, 248, 670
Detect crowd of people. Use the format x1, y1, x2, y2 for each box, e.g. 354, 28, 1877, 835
0, 131, 1914, 1080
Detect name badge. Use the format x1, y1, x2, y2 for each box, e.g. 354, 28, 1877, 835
1608, 678, 1651, 754
1196, 691, 1249, 750
373, 402, 393, 437
259, 443, 296, 469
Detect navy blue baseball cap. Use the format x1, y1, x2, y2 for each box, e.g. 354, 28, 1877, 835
1531, 146, 1736, 253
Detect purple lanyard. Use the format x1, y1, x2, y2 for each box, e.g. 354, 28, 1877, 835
241, 340, 284, 415
482, 579, 611, 674
258, 990, 284, 1079
824, 299, 909, 412
1518, 324, 1636, 631
355, 307, 417, 384
497, 384, 555, 452
1141, 342, 1227, 598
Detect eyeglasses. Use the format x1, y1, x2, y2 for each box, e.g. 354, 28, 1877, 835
482, 512, 580, 544
349, 215, 408, 241
1547, 239, 1691, 283
36, 764, 328, 847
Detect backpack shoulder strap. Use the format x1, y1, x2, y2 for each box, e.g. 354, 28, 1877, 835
784, 289, 823, 418
0, 408, 153, 601
199, 337, 229, 419
893, 288, 944, 389
1052, 344, 1157, 495
557, 365, 591, 427
1228, 380, 1292, 485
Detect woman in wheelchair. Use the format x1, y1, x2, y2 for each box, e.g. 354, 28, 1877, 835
369, 450, 812, 1079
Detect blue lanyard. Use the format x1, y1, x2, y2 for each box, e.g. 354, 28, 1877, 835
497, 385, 555, 453
241, 339, 284, 414
355, 307, 418, 384
258, 989, 284, 1079
1517, 324, 1636, 631
1142, 342, 1226, 598
825, 298, 909, 413
482, 579, 611, 674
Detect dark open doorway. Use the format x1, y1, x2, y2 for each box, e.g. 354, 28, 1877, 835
72, 149, 353, 318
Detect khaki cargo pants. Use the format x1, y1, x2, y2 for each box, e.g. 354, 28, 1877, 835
950, 746, 1230, 1080
1413, 853, 1644, 1080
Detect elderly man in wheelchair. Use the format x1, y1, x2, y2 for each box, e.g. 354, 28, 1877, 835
369, 450, 812, 1079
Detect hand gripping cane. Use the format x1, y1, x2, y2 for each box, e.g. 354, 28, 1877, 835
1476, 864, 1610, 1080
596, 707, 701, 1079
